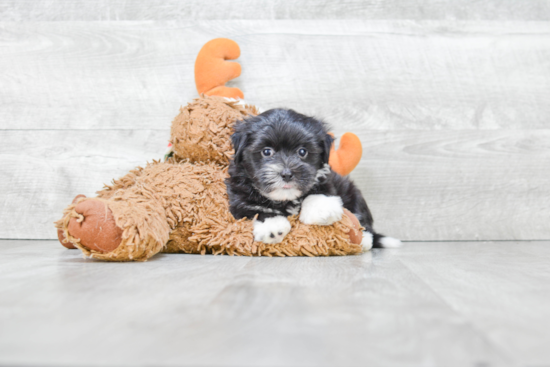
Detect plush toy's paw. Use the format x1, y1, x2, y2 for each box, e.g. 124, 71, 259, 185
253, 216, 291, 244
299, 195, 344, 225
342, 208, 363, 245
57, 230, 77, 249
57, 194, 87, 249
68, 199, 123, 253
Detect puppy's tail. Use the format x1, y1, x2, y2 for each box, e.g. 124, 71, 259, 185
374, 233, 402, 248
362, 231, 403, 251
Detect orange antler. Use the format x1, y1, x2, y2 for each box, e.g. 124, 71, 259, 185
329, 132, 363, 176
195, 38, 244, 99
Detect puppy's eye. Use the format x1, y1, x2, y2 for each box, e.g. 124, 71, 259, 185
298, 148, 308, 158
261, 148, 274, 157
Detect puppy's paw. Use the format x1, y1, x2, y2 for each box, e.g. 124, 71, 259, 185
361, 231, 373, 252
253, 216, 291, 244
299, 194, 344, 226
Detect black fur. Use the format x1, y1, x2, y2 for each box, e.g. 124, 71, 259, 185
227, 108, 387, 247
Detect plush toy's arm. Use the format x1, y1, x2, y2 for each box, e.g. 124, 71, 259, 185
328, 132, 363, 176
195, 38, 244, 99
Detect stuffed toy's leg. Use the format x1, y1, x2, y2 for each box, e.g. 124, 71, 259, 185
55, 167, 171, 261
56, 166, 152, 252
56, 160, 238, 261
56, 162, 201, 261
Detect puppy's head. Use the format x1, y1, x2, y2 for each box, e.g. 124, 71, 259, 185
231, 108, 333, 202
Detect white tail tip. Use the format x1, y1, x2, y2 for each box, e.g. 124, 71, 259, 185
379, 236, 403, 248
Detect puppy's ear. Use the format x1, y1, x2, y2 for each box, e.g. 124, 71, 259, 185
321, 133, 334, 164
231, 126, 249, 165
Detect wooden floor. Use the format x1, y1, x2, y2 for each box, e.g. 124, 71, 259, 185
1, 240, 549, 367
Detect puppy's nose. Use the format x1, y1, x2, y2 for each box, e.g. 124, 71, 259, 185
281, 168, 293, 182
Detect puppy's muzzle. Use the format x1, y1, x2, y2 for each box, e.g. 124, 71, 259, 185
281, 168, 293, 182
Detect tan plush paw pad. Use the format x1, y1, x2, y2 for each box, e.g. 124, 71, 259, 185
343, 209, 362, 245
57, 194, 87, 249
68, 199, 123, 253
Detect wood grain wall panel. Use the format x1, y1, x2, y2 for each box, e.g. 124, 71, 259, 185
0, 130, 167, 239
1, 0, 550, 21
1, 129, 548, 240
1, 16, 548, 240
1, 21, 549, 130
347, 129, 550, 241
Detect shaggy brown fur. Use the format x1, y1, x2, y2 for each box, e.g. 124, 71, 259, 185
55, 96, 362, 261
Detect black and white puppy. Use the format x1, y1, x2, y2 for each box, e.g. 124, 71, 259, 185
226, 108, 401, 250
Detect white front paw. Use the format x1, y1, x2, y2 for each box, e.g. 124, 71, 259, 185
361, 231, 373, 251
253, 216, 291, 244
299, 194, 344, 225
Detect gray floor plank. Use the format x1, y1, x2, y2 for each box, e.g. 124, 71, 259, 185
1, 0, 550, 21
2, 129, 549, 241
198, 255, 509, 366
1, 240, 533, 367
1, 21, 549, 130
399, 242, 550, 366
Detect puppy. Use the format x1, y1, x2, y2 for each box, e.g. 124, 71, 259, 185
226, 108, 401, 250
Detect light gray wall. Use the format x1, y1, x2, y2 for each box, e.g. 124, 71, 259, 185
1, 1, 549, 240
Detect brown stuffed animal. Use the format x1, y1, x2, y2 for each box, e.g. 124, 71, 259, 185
55, 39, 365, 261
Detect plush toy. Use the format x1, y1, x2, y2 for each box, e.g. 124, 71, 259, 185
55, 38, 366, 261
